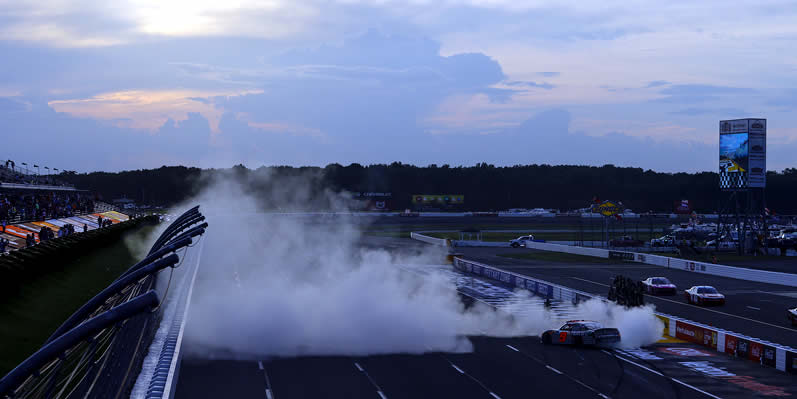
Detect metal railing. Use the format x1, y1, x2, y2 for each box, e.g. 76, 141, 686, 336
0, 206, 207, 399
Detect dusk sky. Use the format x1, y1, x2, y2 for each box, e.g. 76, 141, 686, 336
1, 1, 796, 172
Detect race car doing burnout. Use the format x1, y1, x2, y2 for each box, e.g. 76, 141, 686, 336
541, 321, 621, 346
685, 286, 725, 306
641, 277, 677, 295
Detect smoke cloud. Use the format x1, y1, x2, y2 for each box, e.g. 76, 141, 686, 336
179, 171, 662, 359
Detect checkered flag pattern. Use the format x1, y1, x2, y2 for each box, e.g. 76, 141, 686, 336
719, 171, 746, 189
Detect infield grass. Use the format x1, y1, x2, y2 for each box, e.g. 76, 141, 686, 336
0, 225, 156, 376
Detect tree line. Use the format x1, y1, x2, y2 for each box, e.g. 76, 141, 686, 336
58, 164, 797, 214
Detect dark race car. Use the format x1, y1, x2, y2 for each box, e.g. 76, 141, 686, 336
788, 307, 797, 326
641, 277, 677, 295
541, 320, 621, 346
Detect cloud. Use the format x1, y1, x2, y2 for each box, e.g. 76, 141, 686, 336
652, 84, 757, 104
48, 89, 261, 131
537, 72, 560, 77
645, 80, 670, 88
669, 107, 748, 116
504, 80, 555, 89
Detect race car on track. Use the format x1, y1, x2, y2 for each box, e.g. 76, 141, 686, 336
684, 286, 725, 306
540, 320, 621, 346
641, 277, 677, 295
509, 235, 534, 248
788, 307, 797, 326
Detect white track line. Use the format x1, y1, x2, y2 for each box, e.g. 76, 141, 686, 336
354, 362, 387, 399
570, 277, 795, 332
545, 365, 563, 375
604, 350, 723, 399
256, 362, 275, 399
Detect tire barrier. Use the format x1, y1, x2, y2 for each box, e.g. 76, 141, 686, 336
0, 206, 208, 398
607, 275, 645, 307
452, 256, 797, 374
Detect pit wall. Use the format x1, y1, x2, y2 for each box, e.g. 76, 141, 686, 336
524, 241, 797, 288
452, 257, 797, 374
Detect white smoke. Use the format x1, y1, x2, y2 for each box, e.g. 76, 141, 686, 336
180, 173, 662, 358
571, 299, 664, 349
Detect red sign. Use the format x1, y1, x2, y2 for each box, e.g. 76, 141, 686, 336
674, 199, 693, 214
748, 341, 763, 363
725, 335, 738, 355
675, 321, 717, 347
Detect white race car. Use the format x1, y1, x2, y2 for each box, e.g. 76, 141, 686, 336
684, 286, 725, 306
509, 235, 534, 248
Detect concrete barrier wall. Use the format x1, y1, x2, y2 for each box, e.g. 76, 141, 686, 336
452, 241, 510, 247
452, 256, 797, 374
525, 241, 797, 288
409, 232, 448, 247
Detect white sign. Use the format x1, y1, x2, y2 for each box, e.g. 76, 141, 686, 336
749, 119, 766, 133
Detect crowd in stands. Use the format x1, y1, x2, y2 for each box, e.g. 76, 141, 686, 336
0, 192, 95, 224
0, 160, 72, 187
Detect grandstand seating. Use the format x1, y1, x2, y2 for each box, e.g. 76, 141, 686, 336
0, 211, 129, 253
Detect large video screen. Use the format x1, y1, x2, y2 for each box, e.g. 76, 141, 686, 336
719, 133, 748, 174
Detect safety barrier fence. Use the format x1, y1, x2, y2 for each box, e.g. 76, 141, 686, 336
0, 206, 207, 399
452, 257, 797, 374
524, 241, 797, 287
409, 232, 448, 247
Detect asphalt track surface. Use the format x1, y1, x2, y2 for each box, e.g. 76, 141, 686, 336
176, 337, 797, 399
175, 235, 797, 399
458, 247, 797, 349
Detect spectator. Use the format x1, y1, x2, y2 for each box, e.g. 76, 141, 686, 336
83, 224, 87, 232
0, 237, 7, 253
0, 191, 95, 223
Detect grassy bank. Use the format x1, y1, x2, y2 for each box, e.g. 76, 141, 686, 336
0, 225, 157, 376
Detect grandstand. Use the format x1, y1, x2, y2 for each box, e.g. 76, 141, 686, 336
0, 159, 75, 190
0, 159, 127, 253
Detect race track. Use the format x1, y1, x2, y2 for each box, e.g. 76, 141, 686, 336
459, 247, 797, 348
173, 235, 797, 399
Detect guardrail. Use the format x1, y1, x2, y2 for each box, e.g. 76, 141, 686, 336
409, 232, 449, 247
452, 257, 797, 374
0, 206, 207, 399
524, 241, 797, 287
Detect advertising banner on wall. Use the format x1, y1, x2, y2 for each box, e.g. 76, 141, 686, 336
719, 118, 766, 190
675, 321, 717, 347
